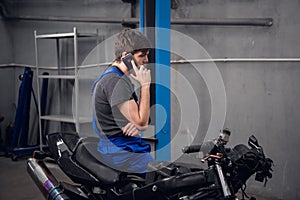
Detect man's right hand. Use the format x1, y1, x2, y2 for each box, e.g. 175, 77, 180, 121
130, 60, 151, 86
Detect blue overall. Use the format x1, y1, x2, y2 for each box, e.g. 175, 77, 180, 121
91, 67, 154, 174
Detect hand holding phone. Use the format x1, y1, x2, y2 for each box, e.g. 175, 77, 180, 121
122, 53, 151, 86
121, 53, 138, 75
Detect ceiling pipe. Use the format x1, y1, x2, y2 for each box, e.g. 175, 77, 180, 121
5, 15, 273, 27
172, 17, 273, 26
6, 15, 139, 24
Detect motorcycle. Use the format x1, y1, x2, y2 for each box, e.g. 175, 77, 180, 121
27, 129, 273, 200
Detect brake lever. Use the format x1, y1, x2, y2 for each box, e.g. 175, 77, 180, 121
201, 153, 223, 163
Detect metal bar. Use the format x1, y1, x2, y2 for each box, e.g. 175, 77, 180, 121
73, 27, 80, 133
40, 115, 91, 123
56, 37, 63, 132
34, 30, 43, 151
41, 115, 75, 123
38, 75, 76, 79
36, 32, 74, 39
2, 57, 300, 70
0, 63, 110, 69
7, 15, 140, 24
171, 58, 300, 63
171, 18, 273, 26
5, 15, 273, 26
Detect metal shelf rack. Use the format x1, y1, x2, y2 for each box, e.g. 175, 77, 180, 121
34, 27, 98, 150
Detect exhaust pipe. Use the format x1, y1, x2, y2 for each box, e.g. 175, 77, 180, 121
27, 158, 70, 200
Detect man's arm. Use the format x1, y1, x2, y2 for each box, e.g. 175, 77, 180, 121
118, 63, 151, 132
118, 84, 150, 131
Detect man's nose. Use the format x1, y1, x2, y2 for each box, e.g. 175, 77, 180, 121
144, 56, 149, 63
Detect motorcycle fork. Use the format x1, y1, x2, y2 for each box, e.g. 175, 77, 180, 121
215, 163, 238, 200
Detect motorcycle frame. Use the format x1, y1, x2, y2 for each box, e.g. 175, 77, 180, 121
27, 156, 239, 200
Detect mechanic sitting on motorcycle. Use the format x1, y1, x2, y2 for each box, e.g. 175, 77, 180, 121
91, 28, 154, 175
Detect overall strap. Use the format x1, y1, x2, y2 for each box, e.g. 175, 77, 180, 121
91, 67, 124, 137
91, 67, 140, 137
91, 67, 124, 95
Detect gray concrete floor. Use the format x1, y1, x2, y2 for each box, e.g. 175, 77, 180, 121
0, 155, 44, 199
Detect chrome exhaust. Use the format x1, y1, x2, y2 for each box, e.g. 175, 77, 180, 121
27, 158, 70, 200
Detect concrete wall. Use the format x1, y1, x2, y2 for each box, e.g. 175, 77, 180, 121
0, 0, 132, 141
0, 19, 12, 63
0, 10, 14, 142
0, 0, 299, 199
170, 0, 300, 199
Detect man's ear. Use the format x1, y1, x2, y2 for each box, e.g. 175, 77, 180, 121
121, 51, 127, 58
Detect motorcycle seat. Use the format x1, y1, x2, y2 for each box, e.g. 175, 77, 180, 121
75, 137, 123, 186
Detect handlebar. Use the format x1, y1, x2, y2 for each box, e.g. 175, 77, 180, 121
182, 144, 202, 154
183, 129, 231, 154
182, 141, 215, 154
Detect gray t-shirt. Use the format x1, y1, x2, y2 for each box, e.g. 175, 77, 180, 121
94, 67, 136, 137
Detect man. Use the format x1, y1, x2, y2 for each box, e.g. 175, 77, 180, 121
91, 29, 153, 174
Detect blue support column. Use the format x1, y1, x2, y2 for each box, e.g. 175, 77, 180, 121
139, 0, 144, 33
155, 0, 171, 161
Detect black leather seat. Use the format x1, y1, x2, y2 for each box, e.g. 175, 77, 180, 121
75, 137, 122, 186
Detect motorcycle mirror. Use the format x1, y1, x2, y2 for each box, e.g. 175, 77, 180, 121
248, 135, 260, 149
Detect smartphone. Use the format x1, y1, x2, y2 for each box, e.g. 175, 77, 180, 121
121, 53, 138, 75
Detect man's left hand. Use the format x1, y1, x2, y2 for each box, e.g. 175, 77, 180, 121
122, 122, 141, 137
